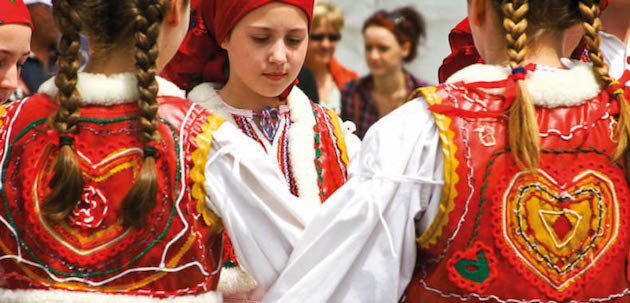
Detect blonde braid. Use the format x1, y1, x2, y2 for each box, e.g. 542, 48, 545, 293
42, 0, 85, 221
579, 0, 630, 166
502, 0, 540, 171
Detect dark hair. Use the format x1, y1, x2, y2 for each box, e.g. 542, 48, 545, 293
44, 0, 186, 228
362, 6, 426, 62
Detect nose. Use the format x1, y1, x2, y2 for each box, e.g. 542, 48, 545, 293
366, 48, 379, 61
269, 40, 289, 65
0, 64, 19, 92
321, 38, 331, 48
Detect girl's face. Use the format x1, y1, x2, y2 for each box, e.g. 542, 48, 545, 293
0, 24, 31, 103
305, 19, 340, 68
363, 25, 408, 77
157, 0, 191, 71
221, 2, 309, 98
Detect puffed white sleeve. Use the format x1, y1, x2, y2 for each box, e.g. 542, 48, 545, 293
262, 98, 445, 303
203, 121, 318, 290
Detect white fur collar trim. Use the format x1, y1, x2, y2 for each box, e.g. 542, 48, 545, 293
38, 73, 186, 105
286, 86, 321, 207
0, 288, 221, 303
189, 83, 321, 207
445, 61, 601, 108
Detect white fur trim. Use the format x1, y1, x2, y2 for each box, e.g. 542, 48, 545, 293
445, 61, 601, 108
189, 84, 321, 207
0, 288, 222, 303
217, 266, 258, 294
188, 83, 236, 126
286, 87, 322, 207
38, 73, 185, 106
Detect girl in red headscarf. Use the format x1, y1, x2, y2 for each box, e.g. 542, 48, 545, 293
0, 0, 32, 103
230, 0, 630, 302
162, 1, 360, 301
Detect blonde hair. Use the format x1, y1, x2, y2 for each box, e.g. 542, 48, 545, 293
312, 1, 344, 32
578, 0, 630, 165
502, 0, 540, 171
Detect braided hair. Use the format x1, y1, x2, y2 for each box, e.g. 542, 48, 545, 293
578, 0, 630, 167
43, 0, 85, 220
489, 0, 591, 170
502, 0, 540, 171
45, 0, 178, 228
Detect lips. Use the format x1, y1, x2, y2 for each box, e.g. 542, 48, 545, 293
263, 72, 287, 82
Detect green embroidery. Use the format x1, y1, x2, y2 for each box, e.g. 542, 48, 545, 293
455, 251, 490, 283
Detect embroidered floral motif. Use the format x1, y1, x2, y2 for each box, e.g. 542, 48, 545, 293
69, 185, 109, 229
446, 241, 497, 293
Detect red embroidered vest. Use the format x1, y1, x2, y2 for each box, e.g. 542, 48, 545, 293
0, 95, 225, 300
404, 85, 630, 302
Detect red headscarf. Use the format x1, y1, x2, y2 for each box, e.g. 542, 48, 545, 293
438, 0, 611, 83
0, 0, 33, 29
162, 0, 313, 90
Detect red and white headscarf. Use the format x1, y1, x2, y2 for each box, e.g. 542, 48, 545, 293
0, 0, 33, 29
162, 0, 314, 91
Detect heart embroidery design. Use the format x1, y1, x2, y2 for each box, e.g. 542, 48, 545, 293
500, 169, 621, 300
446, 241, 498, 293
34, 147, 142, 258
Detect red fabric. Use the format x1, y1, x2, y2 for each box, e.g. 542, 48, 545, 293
0, 95, 223, 297
0, 0, 32, 29
406, 84, 630, 302
162, 0, 313, 90
438, 18, 483, 83
431, 64, 536, 119
329, 57, 359, 90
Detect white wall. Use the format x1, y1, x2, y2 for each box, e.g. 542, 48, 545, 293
328, 0, 467, 84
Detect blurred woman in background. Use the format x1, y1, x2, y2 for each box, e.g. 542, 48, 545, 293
304, 1, 358, 113
341, 6, 430, 138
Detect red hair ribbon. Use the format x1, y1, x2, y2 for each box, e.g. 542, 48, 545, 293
429, 63, 536, 119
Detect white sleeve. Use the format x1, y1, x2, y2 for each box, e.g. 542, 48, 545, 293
263, 99, 445, 303
203, 121, 318, 290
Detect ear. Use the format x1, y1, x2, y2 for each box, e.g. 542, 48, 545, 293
401, 41, 411, 58
165, 0, 184, 26
468, 0, 489, 28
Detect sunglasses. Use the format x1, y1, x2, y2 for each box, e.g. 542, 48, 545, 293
310, 33, 342, 42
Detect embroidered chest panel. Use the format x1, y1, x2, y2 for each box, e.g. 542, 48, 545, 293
0, 98, 222, 297
408, 86, 630, 302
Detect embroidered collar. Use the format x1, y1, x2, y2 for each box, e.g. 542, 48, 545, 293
189, 83, 322, 207
221, 100, 290, 120
445, 60, 601, 108
38, 72, 185, 106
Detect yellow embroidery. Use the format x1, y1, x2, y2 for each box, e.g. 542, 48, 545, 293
326, 108, 350, 166
191, 114, 225, 233
414, 87, 460, 249
0, 105, 6, 129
